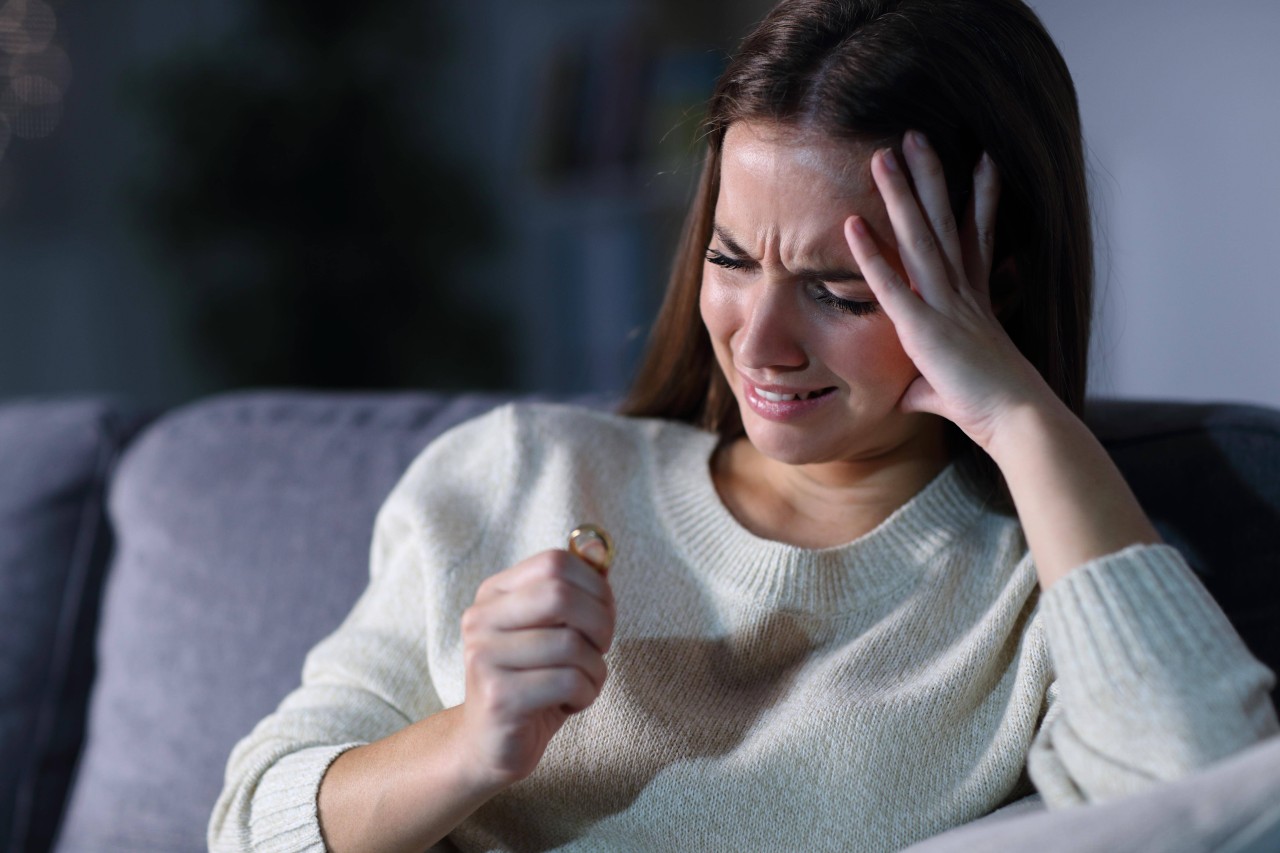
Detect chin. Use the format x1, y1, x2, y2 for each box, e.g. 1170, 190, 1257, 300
738, 404, 929, 469
740, 417, 850, 467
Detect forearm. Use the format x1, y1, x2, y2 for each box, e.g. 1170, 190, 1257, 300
1028, 544, 1279, 806
318, 704, 506, 853
987, 396, 1162, 590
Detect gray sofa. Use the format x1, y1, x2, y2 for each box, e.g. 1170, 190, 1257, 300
2, 391, 1278, 852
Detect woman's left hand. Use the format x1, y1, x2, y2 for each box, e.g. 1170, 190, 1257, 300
843, 131, 1056, 452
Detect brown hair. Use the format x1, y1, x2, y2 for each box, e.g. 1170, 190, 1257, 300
622, 0, 1092, 504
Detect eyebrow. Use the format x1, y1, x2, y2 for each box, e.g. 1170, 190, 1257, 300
711, 223, 865, 282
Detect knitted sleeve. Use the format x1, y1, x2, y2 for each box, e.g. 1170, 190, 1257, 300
1027, 543, 1279, 808
207, 405, 516, 852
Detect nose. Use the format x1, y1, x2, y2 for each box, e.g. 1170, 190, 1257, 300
734, 283, 808, 373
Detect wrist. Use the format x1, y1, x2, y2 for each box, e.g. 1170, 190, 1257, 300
982, 391, 1077, 469
431, 704, 518, 799
979, 394, 1162, 589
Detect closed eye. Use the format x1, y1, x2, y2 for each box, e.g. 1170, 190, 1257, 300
706, 247, 877, 317
810, 283, 879, 317
704, 249, 751, 271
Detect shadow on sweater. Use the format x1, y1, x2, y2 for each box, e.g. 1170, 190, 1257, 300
469, 611, 816, 850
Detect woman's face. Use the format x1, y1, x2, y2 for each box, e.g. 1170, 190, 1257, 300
700, 121, 943, 468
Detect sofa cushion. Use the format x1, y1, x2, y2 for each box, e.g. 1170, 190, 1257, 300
0, 399, 151, 853
54, 392, 517, 852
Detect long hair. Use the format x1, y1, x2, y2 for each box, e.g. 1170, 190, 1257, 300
622, 0, 1092, 504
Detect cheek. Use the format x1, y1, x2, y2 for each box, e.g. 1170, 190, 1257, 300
821, 318, 916, 383
698, 272, 739, 346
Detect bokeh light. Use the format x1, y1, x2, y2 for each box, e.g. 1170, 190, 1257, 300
11, 42, 72, 88
0, 0, 71, 203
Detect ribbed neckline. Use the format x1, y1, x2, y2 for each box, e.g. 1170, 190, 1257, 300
650, 422, 989, 614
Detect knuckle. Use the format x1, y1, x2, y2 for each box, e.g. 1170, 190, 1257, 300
463, 643, 485, 672
554, 628, 580, 658
544, 578, 576, 611
912, 231, 938, 255
460, 605, 482, 637
525, 550, 568, 582
590, 656, 609, 687
543, 550, 573, 574
554, 669, 582, 697
934, 211, 959, 236
475, 678, 503, 714
575, 673, 600, 706
878, 266, 907, 291
851, 239, 882, 264
922, 160, 946, 183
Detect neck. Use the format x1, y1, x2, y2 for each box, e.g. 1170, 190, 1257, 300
713, 429, 952, 549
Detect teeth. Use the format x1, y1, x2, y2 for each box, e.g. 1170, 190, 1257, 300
756, 387, 817, 402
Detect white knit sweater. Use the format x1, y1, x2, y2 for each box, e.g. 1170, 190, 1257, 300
209, 403, 1278, 852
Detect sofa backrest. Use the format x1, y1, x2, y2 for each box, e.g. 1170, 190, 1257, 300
1084, 399, 1280, 682
53, 391, 515, 852
0, 399, 153, 853
0, 392, 1272, 852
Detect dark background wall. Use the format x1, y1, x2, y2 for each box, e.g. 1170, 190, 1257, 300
0, 0, 772, 409
3, 1, 1278, 410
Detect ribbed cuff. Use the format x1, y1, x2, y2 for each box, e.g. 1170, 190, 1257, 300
1041, 544, 1269, 701
248, 743, 363, 852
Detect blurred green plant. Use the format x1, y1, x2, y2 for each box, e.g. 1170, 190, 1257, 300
126, 0, 509, 391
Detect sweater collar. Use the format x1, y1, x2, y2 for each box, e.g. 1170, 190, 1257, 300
651, 422, 990, 615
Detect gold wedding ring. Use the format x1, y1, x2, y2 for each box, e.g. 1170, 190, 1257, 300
568, 524, 615, 575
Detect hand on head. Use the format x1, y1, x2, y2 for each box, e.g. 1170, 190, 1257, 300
844, 132, 1053, 452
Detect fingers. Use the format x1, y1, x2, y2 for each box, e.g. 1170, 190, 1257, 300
469, 551, 614, 650
962, 152, 1001, 301
870, 133, 1002, 316
844, 215, 928, 326
473, 627, 609, 691
900, 130, 965, 279
481, 574, 614, 654
870, 142, 958, 306
476, 667, 601, 716
475, 548, 612, 610
463, 549, 616, 699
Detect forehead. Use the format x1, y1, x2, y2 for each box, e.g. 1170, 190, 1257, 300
715, 121, 888, 254
720, 121, 876, 201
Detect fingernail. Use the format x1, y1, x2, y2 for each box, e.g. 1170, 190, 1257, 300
579, 539, 607, 566
850, 216, 869, 237
910, 130, 929, 150
881, 148, 899, 172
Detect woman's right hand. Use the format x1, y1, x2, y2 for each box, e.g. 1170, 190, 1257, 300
457, 548, 616, 786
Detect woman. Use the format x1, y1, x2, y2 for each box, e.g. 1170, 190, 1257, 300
211, 1, 1278, 850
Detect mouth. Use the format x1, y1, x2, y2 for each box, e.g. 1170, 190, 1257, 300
741, 380, 838, 421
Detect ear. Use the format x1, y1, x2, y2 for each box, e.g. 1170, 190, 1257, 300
989, 256, 1021, 321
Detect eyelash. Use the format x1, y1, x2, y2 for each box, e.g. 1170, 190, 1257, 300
704, 250, 879, 318
704, 251, 749, 271
812, 289, 879, 317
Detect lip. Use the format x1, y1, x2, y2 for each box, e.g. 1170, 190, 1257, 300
738, 375, 837, 422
